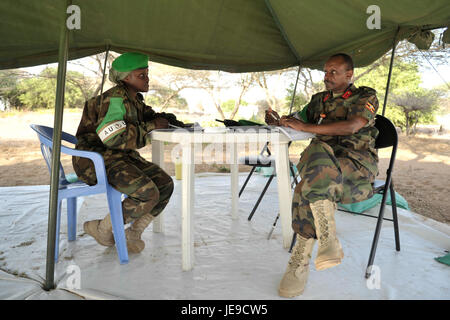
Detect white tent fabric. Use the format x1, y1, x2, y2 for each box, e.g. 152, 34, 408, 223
0, 173, 449, 300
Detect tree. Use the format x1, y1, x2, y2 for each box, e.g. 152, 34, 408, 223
0, 70, 27, 110
68, 52, 118, 98
221, 99, 249, 118
227, 73, 254, 120
391, 90, 439, 135
184, 70, 253, 120
253, 70, 287, 113
354, 58, 424, 129
284, 83, 309, 114
147, 63, 198, 111
191, 70, 229, 120
354, 59, 422, 97
17, 67, 89, 110
145, 82, 188, 110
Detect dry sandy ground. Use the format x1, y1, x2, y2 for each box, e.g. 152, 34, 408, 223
1, 111, 449, 224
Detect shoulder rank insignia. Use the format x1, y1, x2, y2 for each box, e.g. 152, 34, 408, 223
365, 101, 376, 113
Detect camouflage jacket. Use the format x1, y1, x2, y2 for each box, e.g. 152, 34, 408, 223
300, 84, 379, 176
75, 84, 171, 153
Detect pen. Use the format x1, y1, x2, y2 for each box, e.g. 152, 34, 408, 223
270, 112, 279, 121
268, 109, 280, 122
317, 113, 326, 125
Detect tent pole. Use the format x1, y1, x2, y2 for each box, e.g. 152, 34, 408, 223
382, 27, 400, 116
44, 5, 69, 291
289, 66, 301, 115
99, 45, 110, 108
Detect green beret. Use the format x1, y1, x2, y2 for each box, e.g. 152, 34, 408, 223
111, 52, 149, 72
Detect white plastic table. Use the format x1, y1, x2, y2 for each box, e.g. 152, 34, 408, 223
149, 127, 313, 270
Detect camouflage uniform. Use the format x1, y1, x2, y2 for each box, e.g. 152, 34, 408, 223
72, 84, 174, 222
291, 84, 379, 239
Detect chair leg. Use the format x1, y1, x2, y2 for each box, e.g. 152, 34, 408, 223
239, 166, 257, 197
247, 174, 275, 221
288, 232, 297, 253
289, 163, 298, 186
67, 197, 77, 241
106, 186, 129, 264
366, 182, 392, 278
389, 183, 400, 251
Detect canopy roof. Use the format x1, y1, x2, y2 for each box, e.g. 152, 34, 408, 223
0, 0, 449, 72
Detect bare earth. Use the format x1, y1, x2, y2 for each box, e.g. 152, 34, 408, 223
1, 112, 449, 224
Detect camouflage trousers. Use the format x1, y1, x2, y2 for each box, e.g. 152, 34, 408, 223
292, 139, 375, 239
73, 149, 174, 222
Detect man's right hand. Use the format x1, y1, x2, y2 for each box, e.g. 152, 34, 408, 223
265, 108, 281, 125
153, 117, 169, 129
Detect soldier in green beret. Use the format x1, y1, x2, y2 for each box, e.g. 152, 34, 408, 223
73, 52, 186, 254
266, 53, 379, 297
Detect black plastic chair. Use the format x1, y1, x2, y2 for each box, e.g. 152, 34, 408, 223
289, 115, 400, 278
239, 142, 299, 221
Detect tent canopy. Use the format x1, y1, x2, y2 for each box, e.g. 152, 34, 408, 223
0, 0, 449, 72
1, 0, 449, 291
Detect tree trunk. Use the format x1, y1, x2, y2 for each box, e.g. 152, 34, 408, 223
405, 111, 410, 136
215, 101, 226, 120
229, 83, 249, 120
160, 90, 181, 111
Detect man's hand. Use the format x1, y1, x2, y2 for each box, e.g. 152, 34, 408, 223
280, 116, 306, 131
280, 115, 368, 136
153, 117, 169, 129
265, 108, 281, 125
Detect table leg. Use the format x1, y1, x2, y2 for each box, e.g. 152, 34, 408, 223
152, 140, 165, 233
181, 144, 195, 271
273, 142, 294, 248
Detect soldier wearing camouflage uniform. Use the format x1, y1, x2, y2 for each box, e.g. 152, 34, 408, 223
73, 52, 184, 254
266, 53, 379, 297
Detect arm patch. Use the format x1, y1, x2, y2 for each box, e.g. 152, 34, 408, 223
96, 97, 127, 143
97, 120, 126, 143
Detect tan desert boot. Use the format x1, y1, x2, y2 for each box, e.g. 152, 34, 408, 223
278, 234, 316, 298
83, 214, 115, 247
310, 199, 344, 270
125, 213, 154, 253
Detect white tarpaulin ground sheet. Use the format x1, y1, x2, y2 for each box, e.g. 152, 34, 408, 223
0, 173, 449, 300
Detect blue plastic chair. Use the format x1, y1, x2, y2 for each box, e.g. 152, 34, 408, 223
30, 124, 129, 264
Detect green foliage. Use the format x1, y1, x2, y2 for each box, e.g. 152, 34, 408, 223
199, 119, 221, 128
248, 113, 264, 124
390, 88, 440, 134
356, 59, 441, 132
355, 60, 422, 96
381, 104, 406, 128
0, 70, 25, 109
16, 68, 88, 110
284, 83, 308, 114
221, 99, 236, 113
221, 99, 248, 115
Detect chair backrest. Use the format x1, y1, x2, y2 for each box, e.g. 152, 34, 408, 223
374, 115, 398, 149
373, 115, 398, 186
30, 124, 78, 184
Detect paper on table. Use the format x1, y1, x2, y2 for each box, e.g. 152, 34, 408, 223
268, 125, 315, 141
